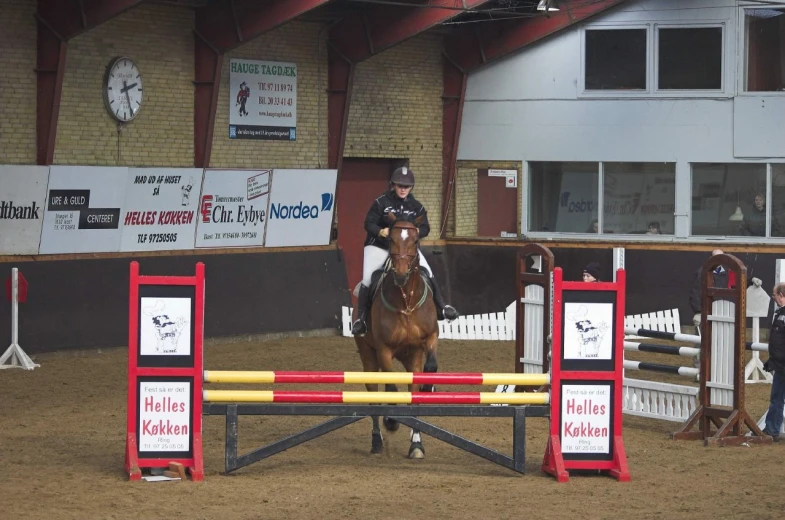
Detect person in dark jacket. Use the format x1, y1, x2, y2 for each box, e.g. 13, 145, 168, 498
582, 262, 602, 282
350, 166, 459, 336
763, 282, 785, 441
740, 193, 766, 237
689, 249, 736, 336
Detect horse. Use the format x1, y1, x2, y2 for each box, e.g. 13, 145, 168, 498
352, 213, 439, 459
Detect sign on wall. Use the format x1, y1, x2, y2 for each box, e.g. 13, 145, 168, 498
195, 169, 271, 248
228, 58, 297, 141
0, 166, 49, 255
120, 168, 203, 252
560, 383, 612, 455
39, 166, 127, 254
265, 169, 337, 247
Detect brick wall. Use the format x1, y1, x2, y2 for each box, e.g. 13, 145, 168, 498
0, 0, 37, 164
452, 160, 522, 237
210, 22, 328, 169
346, 34, 444, 229
54, 4, 194, 166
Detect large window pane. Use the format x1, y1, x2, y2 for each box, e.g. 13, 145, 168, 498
529, 162, 599, 233
745, 8, 785, 92
603, 163, 675, 235
772, 164, 785, 237
658, 27, 722, 90
585, 29, 647, 90
691, 163, 766, 237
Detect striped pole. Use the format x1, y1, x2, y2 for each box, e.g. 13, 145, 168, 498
203, 370, 550, 386
747, 342, 769, 353
623, 360, 699, 378
624, 327, 701, 346
624, 341, 700, 358
203, 389, 550, 405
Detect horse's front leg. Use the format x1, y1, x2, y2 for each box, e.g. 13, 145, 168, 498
404, 348, 426, 459
377, 347, 400, 432
357, 337, 384, 455
419, 332, 439, 393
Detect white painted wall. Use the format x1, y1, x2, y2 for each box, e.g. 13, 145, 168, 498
458, 0, 785, 239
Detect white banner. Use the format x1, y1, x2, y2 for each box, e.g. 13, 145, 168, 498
561, 384, 611, 454
120, 168, 202, 251
39, 166, 127, 254
265, 169, 337, 247
0, 166, 49, 255
228, 58, 297, 141
195, 169, 270, 248
138, 381, 191, 453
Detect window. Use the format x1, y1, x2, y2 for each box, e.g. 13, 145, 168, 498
657, 27, 723, 90
585, 29, 647, 90
691, 163, 767, 237
772, 164, 785, 237
528, 162, 599, 233
744, 8, 785, 92
603, 163, 675, 235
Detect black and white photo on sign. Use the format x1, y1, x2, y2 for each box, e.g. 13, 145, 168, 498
561, 384, 611, 454
138, 381, 191, 452
563, 302, 613, 360
140, 297, 192, 356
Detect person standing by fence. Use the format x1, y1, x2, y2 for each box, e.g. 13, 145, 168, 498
763, 282, 785, 441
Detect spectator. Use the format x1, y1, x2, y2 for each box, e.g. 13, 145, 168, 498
586, 220, 598, 233
646, 222, 661, 235
762, 282, 785, 441
740, 193, 766, 237
582, 262, 602, 283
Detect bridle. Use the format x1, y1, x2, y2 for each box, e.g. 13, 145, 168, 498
389, 225, 419, 288
381, 223, 431, 316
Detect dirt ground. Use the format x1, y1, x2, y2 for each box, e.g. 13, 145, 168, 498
1, 336, 783, 520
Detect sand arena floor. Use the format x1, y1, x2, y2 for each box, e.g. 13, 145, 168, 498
1, 336, 783, 520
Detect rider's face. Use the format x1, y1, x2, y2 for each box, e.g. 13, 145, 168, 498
394, 184, 412, 198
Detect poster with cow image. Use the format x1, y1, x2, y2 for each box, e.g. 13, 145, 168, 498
195, 169, 271, 248
120, 168, 203, 251
264, 169, 337, 247
563, 302, 613, 360
39, 166, 128, 254
140, 297, 192, 356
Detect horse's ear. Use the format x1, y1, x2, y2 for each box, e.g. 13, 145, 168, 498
414, 214, 424, 227
388, 212, 398, 224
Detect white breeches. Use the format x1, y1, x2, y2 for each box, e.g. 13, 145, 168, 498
361, 245, 432, 286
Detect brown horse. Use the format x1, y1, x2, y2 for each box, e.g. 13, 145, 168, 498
353, 214, 439, 458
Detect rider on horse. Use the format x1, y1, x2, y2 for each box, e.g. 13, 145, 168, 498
351, 166, 459, 336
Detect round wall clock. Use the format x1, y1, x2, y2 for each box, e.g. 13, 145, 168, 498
103, 56, 144, 123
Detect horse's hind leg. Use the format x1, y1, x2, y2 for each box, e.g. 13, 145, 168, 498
402, 348, 426, 459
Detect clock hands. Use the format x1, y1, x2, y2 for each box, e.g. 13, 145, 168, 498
122, 80, 135, 118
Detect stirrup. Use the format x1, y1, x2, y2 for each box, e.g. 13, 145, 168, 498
439, 305, 459, 321
351, 319, 367, 336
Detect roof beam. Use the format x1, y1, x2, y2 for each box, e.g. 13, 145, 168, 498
444, 0, 628, 72
37, 0, 144, 41
196, 0, 335, 53
330, 0, 491, 64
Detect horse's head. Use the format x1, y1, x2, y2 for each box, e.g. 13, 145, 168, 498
388, 213, 422, 287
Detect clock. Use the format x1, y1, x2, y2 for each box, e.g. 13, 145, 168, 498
103, 56, 144, 123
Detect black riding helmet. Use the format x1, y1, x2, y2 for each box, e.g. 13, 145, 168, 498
390, 166, 415, 187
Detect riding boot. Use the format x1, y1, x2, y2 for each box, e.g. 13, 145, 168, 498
425, 273, 459, 321
351, 284, 371, 336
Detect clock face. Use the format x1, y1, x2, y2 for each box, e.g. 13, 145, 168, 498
104, 57, 143, 122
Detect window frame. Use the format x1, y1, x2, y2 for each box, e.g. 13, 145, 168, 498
654, 23, 726, 95
579, 24, 652, 98
738, 5, 785, 96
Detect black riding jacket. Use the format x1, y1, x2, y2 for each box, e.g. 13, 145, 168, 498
363, 191, 430, 250
768, 307, 785, 373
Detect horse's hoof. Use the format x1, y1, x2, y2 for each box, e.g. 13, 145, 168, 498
371, 433, 384, 455
383, 417, 399, 432
408, 442, 425, 459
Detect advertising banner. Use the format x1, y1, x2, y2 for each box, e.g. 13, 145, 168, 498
560, 383, 612, 455
195, 169, 271, 248
120, 168, 202, 252
138, 380, 192, 453
228, 58, 297, 141
265, 169, 337, 247
39, 166, 127, 254
0, 166, 49, 255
